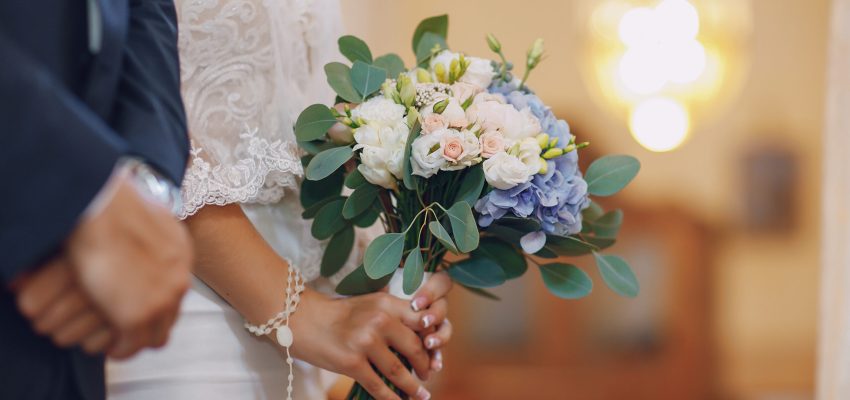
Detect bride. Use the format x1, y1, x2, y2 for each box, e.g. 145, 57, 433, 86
107, 1, 451, 399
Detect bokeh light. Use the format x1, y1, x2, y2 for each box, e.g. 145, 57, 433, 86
629, 97, 690, 152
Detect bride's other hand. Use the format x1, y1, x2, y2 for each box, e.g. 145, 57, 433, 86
290, 288, 447, 400
406, 272, 453, 372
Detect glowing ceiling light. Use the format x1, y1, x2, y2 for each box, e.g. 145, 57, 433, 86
666, 40, 707, 83
629, 97, 689, 152
655, 0, 700, 40
618, 8, 658, 47
618, 45, 667, 95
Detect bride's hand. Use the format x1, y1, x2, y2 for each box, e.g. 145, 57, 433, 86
288, 272, 453, 400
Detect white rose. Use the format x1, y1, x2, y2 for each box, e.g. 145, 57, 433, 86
351, 97, 406, 128
442, 98, 468, 128
516, 137, 544, 176
358, 146, 397, 189
437, 128, 482, 171
450, 82, 484, 104
459, 56, 495, 89
386, 148, 405, 179
483, 152, 534, 190
410, 130, 447, 178
421, 112, 448, 134
466, 93, 541, 142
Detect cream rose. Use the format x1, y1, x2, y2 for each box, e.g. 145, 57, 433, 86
459, 56, 495, 89
479, 131, 506, 158
466, 93, 541, 142
421, 112, 448, 134
358, 146, 397, 189
450, 82, 483, 104
351, 97, 406, 128
482, 152, 534, 190
441, 99, 468, 128
516, 137, 544, 175
436, 128, 481, 171
410, 130, 447, 178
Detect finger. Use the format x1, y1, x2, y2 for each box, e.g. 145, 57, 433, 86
15, 260, 73, 320
410, 272, 452, 312
369, 346, 431, 400
81, 327, 115, 355
51, 310, 104, 348
430, 349, 444, 373
151, 309, 178, 348
425, 318, 452, 352
349, 362, 403, 400
108, 335, 143, 360
419, 299, 447, 331
383, 319, 431, 382
32, 290, 88, 335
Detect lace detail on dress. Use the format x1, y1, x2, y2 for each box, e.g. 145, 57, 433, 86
179, 127, 303, 219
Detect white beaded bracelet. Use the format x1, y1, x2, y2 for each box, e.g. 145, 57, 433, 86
244, 263, 305, 400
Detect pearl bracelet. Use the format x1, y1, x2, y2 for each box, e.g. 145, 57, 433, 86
243, 262, 305, 400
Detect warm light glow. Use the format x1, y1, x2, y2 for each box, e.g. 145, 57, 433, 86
615, 0, 706, 95
630, 97, 689, 152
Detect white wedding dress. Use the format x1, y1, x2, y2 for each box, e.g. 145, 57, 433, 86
107, 0, 358, 398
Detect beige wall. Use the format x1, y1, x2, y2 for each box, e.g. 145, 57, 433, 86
342, 0, 827, 397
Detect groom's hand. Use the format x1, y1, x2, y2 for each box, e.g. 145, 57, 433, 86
65, 173, 193, 359
14, 258, 116, 354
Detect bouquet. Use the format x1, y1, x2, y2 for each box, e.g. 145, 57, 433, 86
295, 15, 641, 399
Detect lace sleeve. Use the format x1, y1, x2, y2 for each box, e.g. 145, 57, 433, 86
175, 0, 321, 218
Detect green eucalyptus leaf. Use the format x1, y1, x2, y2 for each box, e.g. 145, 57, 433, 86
364, 233, 405, 279
545, 234, 599, 256
338, 35, 372, 63
539, 263, 593, 299
448, 257, 506, 288
299, 169, 344, 209
321, 225, 355, 277
325, 62, 361, 103
495, 217, 541, 234
446, 202, 479, 253
402, 122, 422, 190
344, 168, 367, 189
301, 196, 341, 219
336, 264, 392, 295
343, 184, 380, 219
353, 205, 381, 228
593, 253, 639, 298
299, 140, 337, 156
373, 53, 406, 78
585, 155, 640, 197
428, 221, 458, 254
350, 61, 387, 99
582, 201, 605, 222
460, 285, 501, 301
473, 237, 527, 279
311, 199, 347, 240
402, 250, 425, 295
412, 15, 448, 54
586, 236, 616, 250
453, 166, 485, 207
295, 104, 337, 142
416, 32, 448, 66
588, 210, 623, 238
305, 146, 353, 181
534, 246, 559, 259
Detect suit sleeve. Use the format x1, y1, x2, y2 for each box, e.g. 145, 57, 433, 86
110, 0, 189, 186
0, 33, 128, 283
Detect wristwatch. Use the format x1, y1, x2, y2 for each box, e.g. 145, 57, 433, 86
123, 158, 183, 217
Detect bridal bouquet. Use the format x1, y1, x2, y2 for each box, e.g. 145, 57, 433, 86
296, 15, 640, 399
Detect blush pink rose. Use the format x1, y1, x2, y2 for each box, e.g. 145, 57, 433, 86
441, 136, 465, 162
421, 113, 448, 134
479, 131, 506, 158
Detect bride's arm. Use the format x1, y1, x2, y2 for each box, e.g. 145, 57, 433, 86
186, 203, 451, 400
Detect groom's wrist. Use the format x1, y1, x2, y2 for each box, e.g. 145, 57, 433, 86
82, 157, 182, 221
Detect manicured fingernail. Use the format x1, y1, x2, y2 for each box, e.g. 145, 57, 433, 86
421, 315, 433, 328
426, 337, 440, 349
411, 296, 427, 312
431, 350, 443, 372
416, 386, 431, 400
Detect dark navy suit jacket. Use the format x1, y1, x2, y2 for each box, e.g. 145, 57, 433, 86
0, 1, 188, 399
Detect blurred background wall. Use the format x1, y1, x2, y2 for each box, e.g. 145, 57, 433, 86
340, 1, 827, 398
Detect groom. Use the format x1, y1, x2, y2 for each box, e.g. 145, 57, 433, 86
0, 1, 192, 399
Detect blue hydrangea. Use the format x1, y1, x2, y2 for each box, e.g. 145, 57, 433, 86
474, 81, 590, 253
